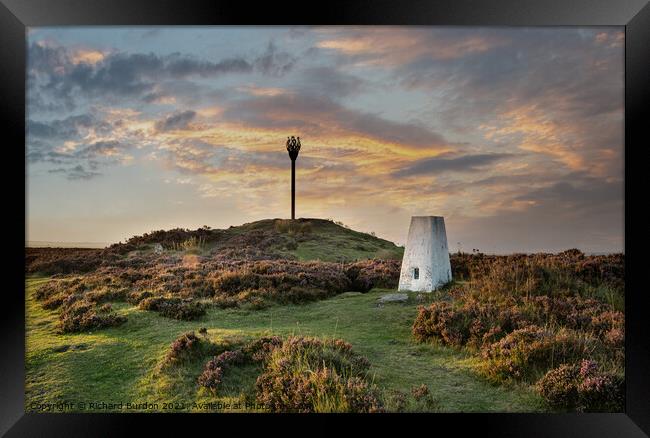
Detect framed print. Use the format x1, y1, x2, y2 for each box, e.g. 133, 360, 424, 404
2, 0, 649, 435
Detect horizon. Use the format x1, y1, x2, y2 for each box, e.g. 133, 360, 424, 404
25, 217, 624, 256
26, 26, 624, 254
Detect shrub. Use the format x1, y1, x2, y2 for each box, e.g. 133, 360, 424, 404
43, 292, 72, 310
448, 251, 624, 299
160, 300, 205, 320
139, 296, 205, 320
197, 359, 224, 394
58, 299, 126, 333
162, 331, 214, 368
212, 271, 260, 295
30, 250, 404, 320
197, 343, 266, 395
536, 363, 581, 409
127, 290, 153, 305
26, 248, 105, 275
537, 360, 624, 411
479, 326, 602, 383
85, 287, 128, 304
578, 373, 625, 412
194, 338, 280, 394
347, 259, 401, 291
411, 384, 430, 401
212, 295, 240, 309
412, 275, 624, 386
412, 296, 532, 349
255, 336, 382, 413
214, 349, 246, 368
412, 302, 473, 347
242, 336, 283, 362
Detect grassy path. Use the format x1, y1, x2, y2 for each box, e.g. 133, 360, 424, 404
25, 277, 544, 412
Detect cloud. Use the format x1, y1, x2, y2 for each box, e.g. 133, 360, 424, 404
314, 27, 507, 66
27, 40, 298, 108
252, 41, 297, 76
158, 138, 323, 177
450, 176, 623, 253
296, 66, 366, 98
75, 140, 127, 159
514, 176, 622, 207
27, 114, 96, 139
392, 153, 512, 177
379, 28, 624, 179
154, 110, 197, 132
237, 85, 288, 97
48, 164, 102, 180
223, 93, 450, 151
27, 110, 138, 180
70, 49, 107, 65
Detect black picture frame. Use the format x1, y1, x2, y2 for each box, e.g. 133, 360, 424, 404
2, 0, 648, 435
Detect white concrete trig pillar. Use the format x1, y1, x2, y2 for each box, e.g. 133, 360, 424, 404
398, 216, 452, 292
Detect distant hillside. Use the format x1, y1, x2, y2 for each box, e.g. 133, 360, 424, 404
112, 218, 404, 262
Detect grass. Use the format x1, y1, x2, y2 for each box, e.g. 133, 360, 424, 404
237, 218, 404, 262
157, 218, 403, 262
26, 276, 543, 413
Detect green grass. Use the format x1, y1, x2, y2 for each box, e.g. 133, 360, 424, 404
124, 218, 404, 262
26, 276, 544, 413
272, 218, 404, 262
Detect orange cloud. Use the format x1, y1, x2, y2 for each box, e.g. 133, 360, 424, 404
237, 85, 290, 97
316, 27, 506, 66
481, 104, 586, 171
70, 49, 106, 65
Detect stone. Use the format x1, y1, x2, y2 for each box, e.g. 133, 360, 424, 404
398, 216, 452, 292
153, 243, 164, 254
377, 293, 409, 303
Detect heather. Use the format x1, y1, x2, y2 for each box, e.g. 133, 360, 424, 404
161, 331, 219, 369
58, 298, 126, 333
33, 258, 401, 326
194, 335, 383, 412
537, 360, 624, 412
253, 336, 383, 413
412, 249, 624, 412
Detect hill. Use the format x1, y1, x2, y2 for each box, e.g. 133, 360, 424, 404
26, 218, 403, 275
107, 218, 402, 262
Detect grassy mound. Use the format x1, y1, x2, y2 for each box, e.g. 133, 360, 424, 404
26, 218, 404, 276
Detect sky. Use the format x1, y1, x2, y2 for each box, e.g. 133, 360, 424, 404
26, 26, 624, 253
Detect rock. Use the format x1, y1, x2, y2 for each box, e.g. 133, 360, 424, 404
153, 243, 164, 254
377, 293, 409, 304
52, 345, 70, 353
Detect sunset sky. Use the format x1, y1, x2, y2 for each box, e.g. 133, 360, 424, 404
26, 26, 624, 253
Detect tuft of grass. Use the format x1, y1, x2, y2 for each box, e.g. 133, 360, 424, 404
169, 236, 207, 253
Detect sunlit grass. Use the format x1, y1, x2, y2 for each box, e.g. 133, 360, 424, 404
25, 276, 543, 413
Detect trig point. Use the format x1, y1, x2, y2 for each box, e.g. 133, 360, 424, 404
398, 216, 452, 292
